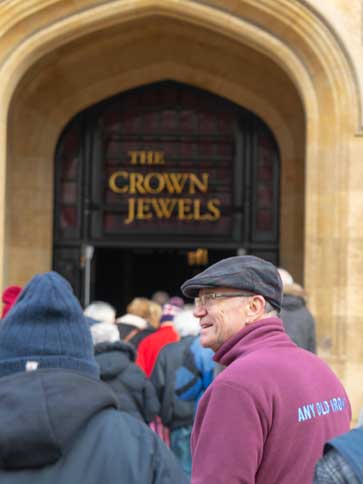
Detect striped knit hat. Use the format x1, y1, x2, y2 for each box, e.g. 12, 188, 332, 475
160, 296, 184, 323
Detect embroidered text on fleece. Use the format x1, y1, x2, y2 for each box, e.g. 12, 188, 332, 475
191, 317, 351, 484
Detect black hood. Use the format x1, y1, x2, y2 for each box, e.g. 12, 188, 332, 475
0, 369, 118, 470
95, 341, 135, 379
281, 294, 305, 310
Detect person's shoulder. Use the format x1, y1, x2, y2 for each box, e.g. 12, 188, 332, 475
137, 331, 159, 353
89, 407, 147, 432
142, 328, 165, 344
314, 448, 360, 484
294, 347, 338, 374
202, 373, 263, 412
190, 337, 214, 358
71, 406, 187, 483
215, 349, 291, 390
86, 407, 158, 453
159, 339, 183, 355
223, 347, 276, 373
126, 359, 152, 381
211, 368, 251, 394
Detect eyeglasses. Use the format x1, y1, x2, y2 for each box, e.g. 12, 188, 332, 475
194, 292, 255, 309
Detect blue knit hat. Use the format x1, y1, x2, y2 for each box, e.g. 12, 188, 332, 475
0, 271, 99, 378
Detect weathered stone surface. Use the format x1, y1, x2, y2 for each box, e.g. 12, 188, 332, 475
0, 0, 362, 419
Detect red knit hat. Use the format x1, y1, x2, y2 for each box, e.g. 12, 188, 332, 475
2, 285, 22, 318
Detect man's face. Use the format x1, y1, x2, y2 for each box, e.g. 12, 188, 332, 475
193, 287, 251, 352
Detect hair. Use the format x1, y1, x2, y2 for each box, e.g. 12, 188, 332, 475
151, 291, 170, 306
264, 300, 279, 316
90, 322, 120, 346
173, 306, 200, 337
148, 301, 162, 329
126, 298, 150, 319
84, 301, 116, 324
277, 268, 294, 287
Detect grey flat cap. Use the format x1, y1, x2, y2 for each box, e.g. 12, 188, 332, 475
181, 255, 282, 310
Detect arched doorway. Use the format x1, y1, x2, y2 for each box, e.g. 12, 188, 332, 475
53, 81, 280, 311
3, 0, 362, 418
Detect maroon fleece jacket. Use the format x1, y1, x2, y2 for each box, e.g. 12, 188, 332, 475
191, 317, 351, 484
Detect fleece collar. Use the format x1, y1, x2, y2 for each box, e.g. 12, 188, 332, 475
213, 317, 296, 366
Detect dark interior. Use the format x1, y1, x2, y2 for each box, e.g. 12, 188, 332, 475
93, 247, 236, 314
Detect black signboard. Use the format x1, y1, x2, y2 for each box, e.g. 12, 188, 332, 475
55, 81, 279, 247
101, 139, 235, 236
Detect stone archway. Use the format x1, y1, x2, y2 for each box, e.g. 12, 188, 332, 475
0, 0, 362, 415
6, 13, 306, 283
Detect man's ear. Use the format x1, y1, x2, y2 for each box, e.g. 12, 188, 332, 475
246, 295, 266, 321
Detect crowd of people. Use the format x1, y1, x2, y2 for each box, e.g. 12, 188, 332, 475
0, 256, 361, 483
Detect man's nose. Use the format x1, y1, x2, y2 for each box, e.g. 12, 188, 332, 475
193, 305, 207, 318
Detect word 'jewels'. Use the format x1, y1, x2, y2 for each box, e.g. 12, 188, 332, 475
108, 151, 223, 225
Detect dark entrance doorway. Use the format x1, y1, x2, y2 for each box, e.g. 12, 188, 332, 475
94, 247, 237, 313
53, 81, 280, 306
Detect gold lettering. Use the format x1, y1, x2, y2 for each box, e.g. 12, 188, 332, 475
178, 198, 193, 220
129, 151, 165, 165
144, 173, 165, 194
193, 199, 221, 221
129, 173, 146, 194
154, 152, 165, 165
136, 199, 153, 220
128, 151, 143, 165
110, 171, 211, 195
146, 151, 165, 165
206, 199, 221, 221
139, 152, 147, 164
189, 173, 209, 194
195, 249, 208, 265
124, 198, 136, 224
146, 152, 154, 165
193, 199, 211, 221
187, 249, 208, 266
151, 199, 178, 218
187, 252, 196, 266
124, 197, 221, 223
164, 173, 188, 194
193, 199, 202, 220
109, 171, 129, 193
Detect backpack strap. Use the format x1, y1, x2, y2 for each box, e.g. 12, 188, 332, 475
123, 328, 140, 343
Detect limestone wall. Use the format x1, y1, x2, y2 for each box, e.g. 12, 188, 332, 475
0, 0, 362, 418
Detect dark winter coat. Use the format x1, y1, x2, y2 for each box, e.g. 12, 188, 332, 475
280, 284, 317, 353
150, 335, 195, 430
95, 340, 160, 423
117, 323, 155, 348
314, 428, 363, 483
0, 369, 188, 484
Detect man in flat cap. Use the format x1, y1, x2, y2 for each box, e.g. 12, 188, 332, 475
181, 255, 351, 484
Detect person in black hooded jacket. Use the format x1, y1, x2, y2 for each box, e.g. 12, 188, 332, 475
278, 267, 317, 353
150, 307, 215, 478
91, 322, 160, 423
0, 271, 188, 484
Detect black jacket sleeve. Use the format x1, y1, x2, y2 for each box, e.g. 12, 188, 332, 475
150, 353, 174, 426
